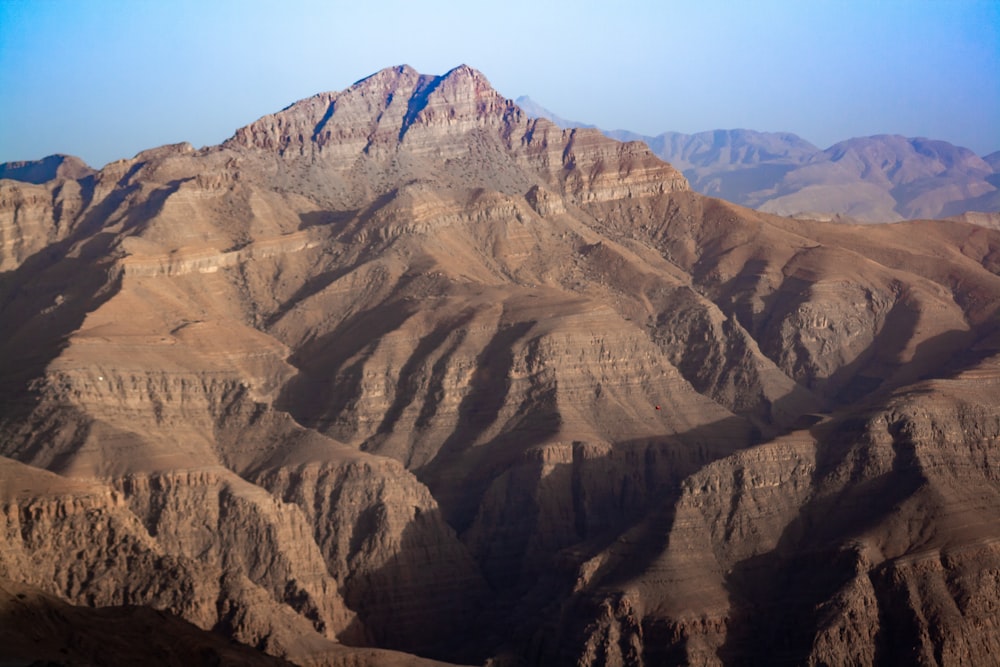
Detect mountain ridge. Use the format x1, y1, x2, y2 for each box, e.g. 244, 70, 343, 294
7, 84, 996, 224
521, 99, 1000, 222
1, 64, 999, 665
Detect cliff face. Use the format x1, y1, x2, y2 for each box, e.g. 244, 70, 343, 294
1, 65, 1000, 666
0, 454, 359, 653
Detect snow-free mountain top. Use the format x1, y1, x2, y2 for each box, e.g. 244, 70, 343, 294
6, 83, 998, 223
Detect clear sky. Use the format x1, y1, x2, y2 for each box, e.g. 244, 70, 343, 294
1, 0, 998, 167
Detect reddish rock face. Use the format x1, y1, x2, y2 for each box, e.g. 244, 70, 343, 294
1, 65, 1000, 666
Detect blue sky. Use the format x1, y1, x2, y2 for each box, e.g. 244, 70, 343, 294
1, 0, 998, 167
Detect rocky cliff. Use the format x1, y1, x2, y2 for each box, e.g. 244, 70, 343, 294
1, 64, 999, 666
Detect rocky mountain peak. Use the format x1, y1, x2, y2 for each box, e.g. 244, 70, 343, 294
225, 63, 517, 156
222, 64, 687, 208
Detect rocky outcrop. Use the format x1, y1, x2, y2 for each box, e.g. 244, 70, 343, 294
0, 176, 92, 270
0, 457, 214, 622
0, 456, 363, 661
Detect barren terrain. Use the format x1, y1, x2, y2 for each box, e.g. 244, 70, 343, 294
1, 65, 999, 665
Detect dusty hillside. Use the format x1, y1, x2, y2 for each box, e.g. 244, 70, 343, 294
1, 64, 999, 666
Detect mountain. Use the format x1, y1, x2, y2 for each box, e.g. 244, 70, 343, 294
514, 95, 596, 130
760, 135, 998, 221
0, 153, 94, 184
948, 211, 1000, 231
2, 64, 1000, 666
525, 100, 1000, 222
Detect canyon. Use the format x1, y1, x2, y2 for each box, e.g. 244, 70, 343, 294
1, 64, 999, 665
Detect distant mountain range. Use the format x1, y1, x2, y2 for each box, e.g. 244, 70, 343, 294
517, 96, 1000, 223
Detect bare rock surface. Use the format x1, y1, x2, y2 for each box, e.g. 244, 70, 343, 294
1, 64, 1000, 665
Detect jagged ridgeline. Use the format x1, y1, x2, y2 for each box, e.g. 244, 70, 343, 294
1, 65, 1000, 666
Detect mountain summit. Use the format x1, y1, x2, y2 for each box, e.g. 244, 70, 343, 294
1, 65, 1000, 666
223, 64, 687, 209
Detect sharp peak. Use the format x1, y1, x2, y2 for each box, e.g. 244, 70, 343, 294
442, 63, 486, 78
351, 63, 492, 89
351, 64, 420, 86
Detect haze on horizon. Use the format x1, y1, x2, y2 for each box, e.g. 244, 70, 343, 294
1, 0, 997, 168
